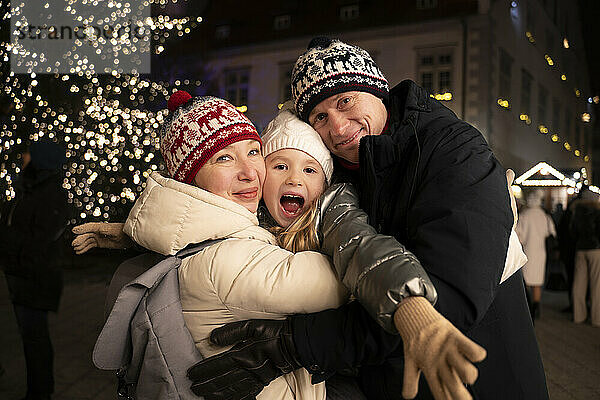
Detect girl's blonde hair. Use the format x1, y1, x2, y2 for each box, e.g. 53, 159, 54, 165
270, 200, 321, 252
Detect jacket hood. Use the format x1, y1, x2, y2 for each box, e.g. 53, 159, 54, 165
357, 80, 433, 177
124, 172, 275, 255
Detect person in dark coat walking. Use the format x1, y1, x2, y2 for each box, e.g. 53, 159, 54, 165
569, 188, 600, 326
0, 138, 69, 400
558, 192, 586, 312
186, 38, 547, 400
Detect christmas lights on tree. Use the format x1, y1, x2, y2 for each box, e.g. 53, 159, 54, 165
0, 0, 203, 223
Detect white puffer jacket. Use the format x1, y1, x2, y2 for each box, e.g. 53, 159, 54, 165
124, 172, 348, 400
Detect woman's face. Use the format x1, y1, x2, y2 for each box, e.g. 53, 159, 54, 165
263, 148, 326, 228
193, 140, 266, 213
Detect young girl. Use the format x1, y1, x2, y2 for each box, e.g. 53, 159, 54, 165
260, 101, 333, 252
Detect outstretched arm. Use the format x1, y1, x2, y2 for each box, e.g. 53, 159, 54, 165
71, 222, 133, 254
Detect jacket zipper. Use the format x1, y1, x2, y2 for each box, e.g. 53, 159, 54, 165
405, 115, 421, 239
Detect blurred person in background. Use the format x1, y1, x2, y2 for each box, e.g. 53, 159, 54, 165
569, 187, 600, 327
0, 138, 69, 400
557, 195, 580, 313
516, 189, 556, 322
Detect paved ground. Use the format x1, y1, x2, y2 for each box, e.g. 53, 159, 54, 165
0, 253, 599, 399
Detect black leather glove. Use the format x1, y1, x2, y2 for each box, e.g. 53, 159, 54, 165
187, 318, 302, 400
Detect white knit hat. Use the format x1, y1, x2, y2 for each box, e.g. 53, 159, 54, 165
261, 101, 333, 184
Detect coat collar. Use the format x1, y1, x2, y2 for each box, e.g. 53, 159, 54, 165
388, 79, 432, 132
124, 172, 276, 255
360, 80, 432, 173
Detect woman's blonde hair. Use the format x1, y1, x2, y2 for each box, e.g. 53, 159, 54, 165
270, 200, 321, 252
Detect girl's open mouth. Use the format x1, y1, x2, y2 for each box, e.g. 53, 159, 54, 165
280, 194, 305, 218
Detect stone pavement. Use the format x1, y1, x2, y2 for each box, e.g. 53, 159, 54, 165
1, 258, 599, 399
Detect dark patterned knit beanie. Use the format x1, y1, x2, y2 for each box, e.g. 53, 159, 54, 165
291, 37, 389, 121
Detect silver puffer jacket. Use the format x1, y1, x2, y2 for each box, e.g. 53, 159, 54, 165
317, 183, 437, 333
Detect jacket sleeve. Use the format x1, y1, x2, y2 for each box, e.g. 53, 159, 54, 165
199, 239, 349, 318
291, 300, 401, 383
410, 120, 513, 331
317, 183, 437, 333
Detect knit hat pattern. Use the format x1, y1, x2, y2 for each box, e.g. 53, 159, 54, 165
291, 37, 389, 121
160, 94, 261, 184
261, 101, 333, 184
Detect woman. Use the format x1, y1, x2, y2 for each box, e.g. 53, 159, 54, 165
74, 92, 491, 400
516, 189, 556, 321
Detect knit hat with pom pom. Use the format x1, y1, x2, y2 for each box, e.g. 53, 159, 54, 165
291, 37, 389, 121
160, 91, 261, 184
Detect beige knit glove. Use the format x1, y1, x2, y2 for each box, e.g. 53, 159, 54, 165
394, 297, 487, 400
71, 222, 132, 254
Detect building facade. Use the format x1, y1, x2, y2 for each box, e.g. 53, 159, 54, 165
188, 0, 595, 179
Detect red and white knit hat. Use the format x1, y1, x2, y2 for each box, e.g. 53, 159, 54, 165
160, 91, 262, 184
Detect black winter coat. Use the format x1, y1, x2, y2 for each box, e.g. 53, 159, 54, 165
570, 199, 600, 250
0, 166, 69, 311
291, 81, 548, 399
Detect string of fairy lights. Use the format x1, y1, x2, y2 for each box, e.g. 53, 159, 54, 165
0, 0, 202, 223
497, 1, 596, 163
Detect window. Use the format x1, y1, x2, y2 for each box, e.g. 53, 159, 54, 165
416, 47, 454, 96
526, 3, 535, 36
279, 63, 294, 103
498, 48, 513, 100
569, 112, 576, 142
421, 73, 433, 93
439, 71, 451, 93
520, 69, 533, 115
565, 109, 572, 141
224, 68, 249, 107
416, 0, 438, 10
538, 85, 548, 124
421, 55, 434, 66
546, 29, 555, 55
274, 15, 291, 30
439, 54, 452, 65
562, 11, 570, 44
340, 4, 359, 21
552, 98, 560, 132
215, 25, 230, 40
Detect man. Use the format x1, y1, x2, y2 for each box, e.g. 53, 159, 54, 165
187, 37, 548, 399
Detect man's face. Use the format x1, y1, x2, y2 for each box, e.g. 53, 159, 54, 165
308, 91, 387, 163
